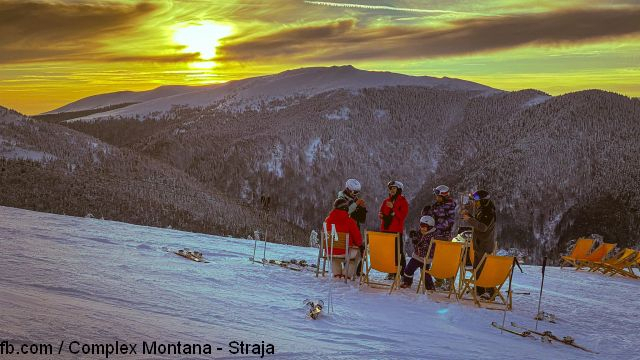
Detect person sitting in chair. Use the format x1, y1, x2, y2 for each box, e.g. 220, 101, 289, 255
325, 198, 363, 279
400, 216, 437, 290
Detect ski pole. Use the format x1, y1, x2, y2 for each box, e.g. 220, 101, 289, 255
251, 236, 257, 262
501, 257, 517, 332
262, 227, 268, 264
260, 195, 270, 264
328, 225, 336, 314
535, 256, 548, 331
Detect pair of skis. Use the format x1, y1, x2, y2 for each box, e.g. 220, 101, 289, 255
491, 322, 597, 353
264, 259, 314, 272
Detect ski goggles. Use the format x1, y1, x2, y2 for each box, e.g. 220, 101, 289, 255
470, 192, 483, 201
351, 190, 360, 196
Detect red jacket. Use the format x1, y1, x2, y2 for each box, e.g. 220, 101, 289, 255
324, 208, 363, 255
379, 195, 408, 233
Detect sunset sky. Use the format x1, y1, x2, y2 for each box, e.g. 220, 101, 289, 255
1, 0, 639, 115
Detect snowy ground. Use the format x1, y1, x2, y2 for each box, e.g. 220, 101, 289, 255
1, 206, 638, 359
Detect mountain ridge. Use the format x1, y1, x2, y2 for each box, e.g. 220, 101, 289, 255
43, 65, 499, 120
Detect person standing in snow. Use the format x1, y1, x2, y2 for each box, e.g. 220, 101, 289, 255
325, 198, 363, 279
337, 178, 367, 226
378, 180, 409, 277
400, 216, 437, 290
461, 189, 496, 299
422, 185, 457, 241
337, 178, 367, 275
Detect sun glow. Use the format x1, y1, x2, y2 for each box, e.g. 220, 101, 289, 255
173, 22, 233, 61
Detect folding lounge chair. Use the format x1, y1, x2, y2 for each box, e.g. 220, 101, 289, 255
361, 231, 402, 294
574, 242, 616, 271
560, 237, 594, 269
316, 222, 331, 277
459, 254, 516, 310
316, 223, 357, 282
605, 251, 640, 279
457, 238, 475, 298
417, 240, 463, 299
589, 248, 635, 274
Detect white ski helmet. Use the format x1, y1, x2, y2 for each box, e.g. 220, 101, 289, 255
433, 185, 450, 197
387, 180, 404, 190
345, 178, 361, 192
419, 215, 435, 227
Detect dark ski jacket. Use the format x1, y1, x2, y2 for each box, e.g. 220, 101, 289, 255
379, 194, 408, 233
412, 227, 437, 262
422, 197, 457, 240
325, 208, 363, 256
466, 199, 496, 255
337, 190, 367, 225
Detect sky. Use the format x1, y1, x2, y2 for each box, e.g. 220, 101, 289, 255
1, 0, 639, 115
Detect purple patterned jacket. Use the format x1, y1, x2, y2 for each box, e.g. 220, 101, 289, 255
422, 197, 458, 240
412, 228, 437, 261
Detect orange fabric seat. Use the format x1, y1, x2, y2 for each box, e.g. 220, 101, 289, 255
417, 240, 463, 299
574, 242, 616, 271
459, 254, 515, 310
560, 238, 594, 269
361, 231, 402, 294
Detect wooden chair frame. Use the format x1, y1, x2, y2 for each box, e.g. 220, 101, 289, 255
459, 254, 515, 310
560, 237, 595, 269
316, 223, 358, 282
417, 240, 464, 299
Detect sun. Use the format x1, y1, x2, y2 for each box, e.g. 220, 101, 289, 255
173, 22, 233, 61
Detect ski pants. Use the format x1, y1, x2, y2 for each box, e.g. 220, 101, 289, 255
402, 258, 434, 290
332, 248, 361, 279
473, 250, 495, 296
387, 233, 407, 277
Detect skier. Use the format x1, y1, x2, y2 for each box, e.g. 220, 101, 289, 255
421, 185, 457, 241
461, 189, 496, 299
325, 198, 363, 279
421, 185, 457, 289
400, 216, 437, 290
337, 178, 367, 225
378, 180, 408, 278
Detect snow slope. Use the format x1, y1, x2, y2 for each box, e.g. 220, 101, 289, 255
1, 206, 637, 359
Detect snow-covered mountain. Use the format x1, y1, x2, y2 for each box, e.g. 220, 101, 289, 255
44, 66, 497, 120
1, 206, 637, 359
8, 67, 640, 261
58, 86, 640, 260
0, 106, 24, 124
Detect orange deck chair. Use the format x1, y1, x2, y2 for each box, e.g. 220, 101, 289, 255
459, 254, 516, 310
560, 238, 595, 269
604, 251, 640, 279
361, 231, 402, 294
417, 240, 464, 299
589, 248, 635, 274
574, 242, 617, 271
316, 223, 358, 282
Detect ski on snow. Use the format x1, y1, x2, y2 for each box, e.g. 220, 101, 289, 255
491, 322, 535, 338
506, 322, 597, 354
